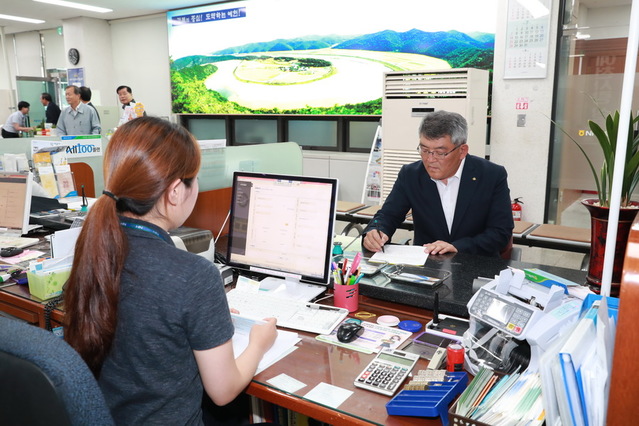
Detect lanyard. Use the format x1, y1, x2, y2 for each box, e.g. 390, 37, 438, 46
119, 221, 172, 243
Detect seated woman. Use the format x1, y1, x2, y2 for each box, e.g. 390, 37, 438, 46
63, 116, 277, 424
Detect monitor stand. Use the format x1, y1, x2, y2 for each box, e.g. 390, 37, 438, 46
259, 276, 325, 302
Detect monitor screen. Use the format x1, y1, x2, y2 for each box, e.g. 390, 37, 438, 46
0, 171, 33, 235
226, 172, 338, 286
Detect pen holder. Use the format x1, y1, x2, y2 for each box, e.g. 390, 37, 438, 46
333, 282, 359, 312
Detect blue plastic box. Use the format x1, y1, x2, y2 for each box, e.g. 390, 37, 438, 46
385, 371, 468, 425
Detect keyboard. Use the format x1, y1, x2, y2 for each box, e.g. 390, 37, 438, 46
226, 289, 349, 335
0, 235, 40, 249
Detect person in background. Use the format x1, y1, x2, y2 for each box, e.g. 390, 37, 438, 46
40, 92, 61, 125
2, 101, 33, 138
63, 116, 277, 424
362, 110, 513, 258
116, 85, 145, 126
79, 86, 101, 122
56, 85, 101, 136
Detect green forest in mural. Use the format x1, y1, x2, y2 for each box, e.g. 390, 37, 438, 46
170, 29, 494, 115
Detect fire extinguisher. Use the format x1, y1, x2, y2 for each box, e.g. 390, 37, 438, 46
512, 198, 523, 221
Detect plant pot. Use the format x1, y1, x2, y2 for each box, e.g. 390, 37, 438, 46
582, 199, 639, 296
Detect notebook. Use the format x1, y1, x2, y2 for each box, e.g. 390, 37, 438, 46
0, 171, 40, 249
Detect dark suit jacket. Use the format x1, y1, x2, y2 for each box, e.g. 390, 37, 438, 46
45, 102, 61, 124
365, 155, 514, 257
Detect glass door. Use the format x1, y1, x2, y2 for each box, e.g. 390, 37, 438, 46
547, 0, 637, 227
15, 77, 59, 128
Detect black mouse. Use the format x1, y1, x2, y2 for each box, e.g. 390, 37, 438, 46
0, 247, 23, 258
336, 322, 364, 343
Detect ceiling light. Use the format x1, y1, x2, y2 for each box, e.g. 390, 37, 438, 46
0, 14, 46, 24
33, 0, 113, 13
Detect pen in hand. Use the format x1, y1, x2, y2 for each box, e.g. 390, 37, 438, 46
376, 229, 385, 253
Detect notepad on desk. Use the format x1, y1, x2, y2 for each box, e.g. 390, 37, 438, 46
370, 245, 427, 266
231, 314, 301, 374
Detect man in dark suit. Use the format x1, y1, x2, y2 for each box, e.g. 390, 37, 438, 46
40, 92, 61, 124
363, 110, 513, 257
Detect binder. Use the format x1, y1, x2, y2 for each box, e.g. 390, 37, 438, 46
557, 306, 597, 426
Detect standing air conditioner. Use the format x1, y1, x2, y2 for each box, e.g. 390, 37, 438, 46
381, 68, 489, 201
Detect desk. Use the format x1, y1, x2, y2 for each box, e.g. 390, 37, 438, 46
336, 203, 414, 237
0, 283, 64, 328
522, 223, 591, 253
0, 253, 587, 425
337, 204, 590, 254
247, 297, 440, 426
357, 252, 587, 318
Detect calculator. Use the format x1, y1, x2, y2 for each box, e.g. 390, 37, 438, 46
354, 349, 420, 396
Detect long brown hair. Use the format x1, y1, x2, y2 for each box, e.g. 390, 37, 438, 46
64, 116, 201, 373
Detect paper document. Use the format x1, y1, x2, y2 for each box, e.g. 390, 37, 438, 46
231, 314, 300, 374
370, 245, 428, 266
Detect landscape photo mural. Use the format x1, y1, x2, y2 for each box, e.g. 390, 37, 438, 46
167, 0, 498, 115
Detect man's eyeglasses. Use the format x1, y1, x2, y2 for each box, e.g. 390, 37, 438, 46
416, 143, 461, 159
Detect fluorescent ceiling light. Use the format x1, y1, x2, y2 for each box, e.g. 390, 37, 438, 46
33, 0, 113, 13
0, 14, 46, 24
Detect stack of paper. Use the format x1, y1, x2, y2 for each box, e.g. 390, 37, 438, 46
231, 314, 300, 374
454, 367, 545, 425
50, 150, 76, 197
370, 245, 428, 266
33, 151, 59, 198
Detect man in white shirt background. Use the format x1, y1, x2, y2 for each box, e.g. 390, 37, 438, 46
56, 85, 101, 136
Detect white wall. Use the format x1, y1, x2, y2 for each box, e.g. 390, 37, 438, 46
489, 0, 560, 223
62, 17, 114, 110
110, 14, 172, 119
584, 5, 631, 39
41, 29, 66, 71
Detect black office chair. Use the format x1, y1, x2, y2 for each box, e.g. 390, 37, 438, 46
0, 316, 114, 426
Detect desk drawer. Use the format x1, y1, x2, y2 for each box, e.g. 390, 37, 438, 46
0, 300, 39, 324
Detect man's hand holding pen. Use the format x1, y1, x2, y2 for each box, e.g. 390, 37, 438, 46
363, 228, 389, 252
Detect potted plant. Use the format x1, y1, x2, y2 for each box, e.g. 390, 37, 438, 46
558, 108, 639, 295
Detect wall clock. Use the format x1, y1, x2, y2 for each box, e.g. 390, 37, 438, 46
68, 48, 80, 65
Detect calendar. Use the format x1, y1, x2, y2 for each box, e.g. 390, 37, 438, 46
504, 0, 552, 79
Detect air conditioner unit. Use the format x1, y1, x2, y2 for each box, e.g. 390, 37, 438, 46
381, 68, 489, 201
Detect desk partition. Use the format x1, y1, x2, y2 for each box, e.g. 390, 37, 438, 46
198, 142, 303, 191
3, 137, 302, 205
1, 136, 108, 196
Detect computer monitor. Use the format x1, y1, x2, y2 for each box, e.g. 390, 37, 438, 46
0, 171, 34, 235
227, 172, 338, 289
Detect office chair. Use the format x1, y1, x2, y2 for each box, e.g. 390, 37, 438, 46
0, 316, 114, 426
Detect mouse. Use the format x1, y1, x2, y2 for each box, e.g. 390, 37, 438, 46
0, 247, 23, 258
336, 322, 364, 343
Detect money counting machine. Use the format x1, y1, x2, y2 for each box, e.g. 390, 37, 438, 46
462, 268, 582, 375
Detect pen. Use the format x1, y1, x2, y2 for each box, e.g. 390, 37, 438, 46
376, 229, 385, 252
81, 185, 88, 212
351, 252, 363, 273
